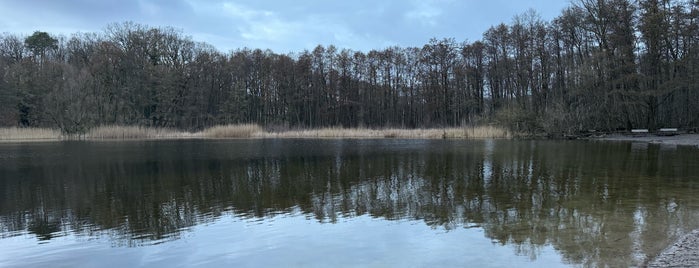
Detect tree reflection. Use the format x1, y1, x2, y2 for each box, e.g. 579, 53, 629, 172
0, 140, 698, 266
27, 215, 61, 241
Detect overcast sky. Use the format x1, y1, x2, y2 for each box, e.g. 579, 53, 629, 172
0, 0, 571, 53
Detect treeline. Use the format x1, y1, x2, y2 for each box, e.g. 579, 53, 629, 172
0, 0, 698, 135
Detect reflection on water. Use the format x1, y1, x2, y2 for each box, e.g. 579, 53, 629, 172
1, 139, 698, 267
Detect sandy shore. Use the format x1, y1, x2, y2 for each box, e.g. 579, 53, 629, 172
647, 230, 699, 267
595, 134, 699, 148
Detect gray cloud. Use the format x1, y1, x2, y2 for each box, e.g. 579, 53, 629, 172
0, 0, 570, 52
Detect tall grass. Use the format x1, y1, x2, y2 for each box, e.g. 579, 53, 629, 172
86, 125, 190, 139
382, 128, 449, 139
261, 125, 511, 139
462, 125, 512, 139
0, 124, 511, 142
0, 127, 62, 141
263, 127, 383, 138
199, 124, 264, 138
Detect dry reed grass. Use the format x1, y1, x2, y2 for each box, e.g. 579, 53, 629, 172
0, 124, 511, 142
261, 125, 511, 139
86, 125, 190, 139
262, 127, 383, 138
462, 125, 512, 139
199, 124, 264, 138
0, 127, 62, 141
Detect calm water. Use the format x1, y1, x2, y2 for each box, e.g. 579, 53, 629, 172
1, 139, 698, 267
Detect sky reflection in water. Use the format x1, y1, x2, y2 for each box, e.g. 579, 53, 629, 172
1, 139, 698, 267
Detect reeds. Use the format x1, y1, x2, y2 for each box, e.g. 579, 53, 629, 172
0, 127, 62, 141
261, 125, 511, 139
462, 125, 512, 139
263, 127, 383, 138
199, 124, 264, 138
0, 124, 511, 142
86, 125, 190, 139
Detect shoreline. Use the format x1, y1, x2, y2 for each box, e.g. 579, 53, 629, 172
593, 133, 699, 148
647, 230, 699, 267
0, 135, 509, 143
601, 133, 699, 267
4, 129, 698, 146
0, 125, 513, 142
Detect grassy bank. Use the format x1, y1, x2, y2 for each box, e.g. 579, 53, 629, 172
0, 127, 62, 141
199, 124, 265, 138
262, 126, 511, 139
0, 124, 511, 141
86, 125, 193, 139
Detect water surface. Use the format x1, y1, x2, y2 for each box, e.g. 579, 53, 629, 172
1, 139, 698, 267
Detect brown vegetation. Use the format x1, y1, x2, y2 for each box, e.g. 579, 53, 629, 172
0, 125, 512, 141
0, 127, 61, 141
199, 124, 264, 138
462, 125, 512, 139
86, 125, 190, 140
220, 125, 512, 139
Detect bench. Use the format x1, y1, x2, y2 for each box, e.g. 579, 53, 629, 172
631, 129, 649, 137
657, 128, 678, 136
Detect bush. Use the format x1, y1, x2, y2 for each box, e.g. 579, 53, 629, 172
495, 106, 540, 135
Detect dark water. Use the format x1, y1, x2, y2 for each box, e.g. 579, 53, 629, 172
0, 139, 698, 267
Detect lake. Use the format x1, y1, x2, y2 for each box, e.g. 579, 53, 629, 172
1, 139, 698, 267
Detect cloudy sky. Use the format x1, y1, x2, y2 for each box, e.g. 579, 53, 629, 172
1, 0, 571, 53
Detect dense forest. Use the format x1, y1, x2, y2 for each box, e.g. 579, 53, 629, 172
1, 0, 698, 135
